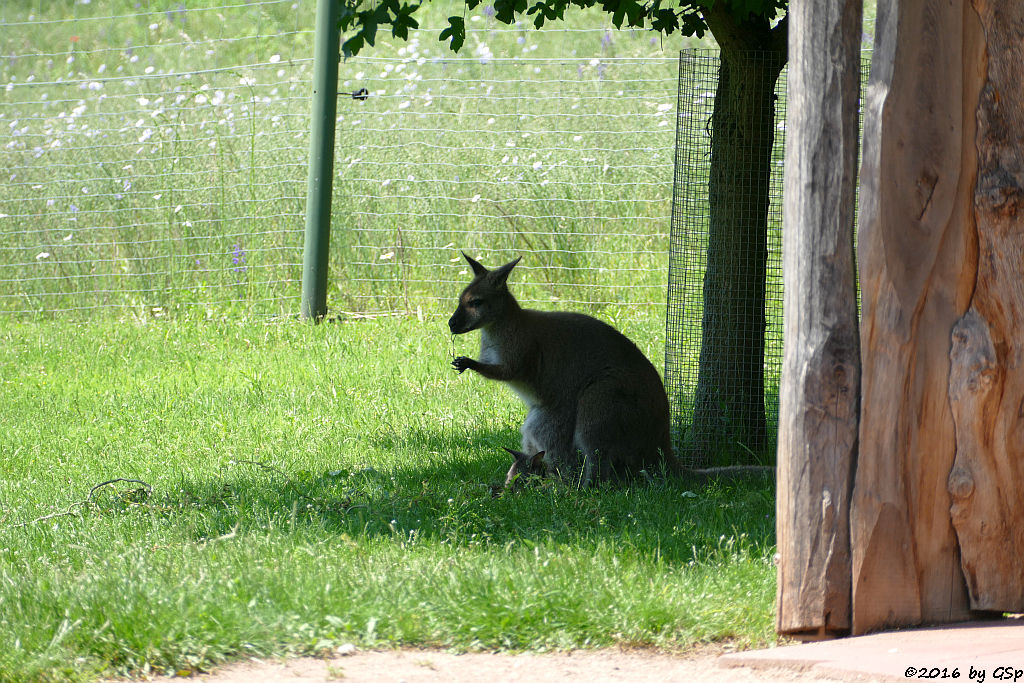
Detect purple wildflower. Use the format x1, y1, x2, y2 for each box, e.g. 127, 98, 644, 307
232, 244, 247, 273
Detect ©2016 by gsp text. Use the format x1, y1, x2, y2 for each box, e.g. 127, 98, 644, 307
905, 666, 1024, 681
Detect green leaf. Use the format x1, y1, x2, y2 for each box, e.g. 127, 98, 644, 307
392, 2, 420, 40
341, 33, 364, 59
357, 8, 379, 48
651, 7, 679, 34
493, 0, 519, 24
439, 15, 466, 52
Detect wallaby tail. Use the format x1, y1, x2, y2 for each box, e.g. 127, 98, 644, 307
685, 464, 775, 484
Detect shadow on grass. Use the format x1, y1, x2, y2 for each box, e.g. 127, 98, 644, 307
150, 426, 776, 567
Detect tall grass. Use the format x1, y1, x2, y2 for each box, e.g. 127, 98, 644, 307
1, 1, 315, 317
0, 1, 708, 319
0, 315, 776, 681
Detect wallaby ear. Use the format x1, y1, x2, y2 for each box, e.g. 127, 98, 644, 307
490, 256, 521, 288
502, 446, 518, 460
462, 251, 488, 277
531, 451, 546, 467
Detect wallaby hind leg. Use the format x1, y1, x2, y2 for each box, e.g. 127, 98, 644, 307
573, 378, 667, 484
520, 408, 545, 455
572, 387, 625, 485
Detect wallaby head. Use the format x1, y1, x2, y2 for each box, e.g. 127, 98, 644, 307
448, 252, 522, 335
502, 447, 546, 489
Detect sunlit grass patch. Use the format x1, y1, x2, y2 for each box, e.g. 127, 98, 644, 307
0, 316, 775, 681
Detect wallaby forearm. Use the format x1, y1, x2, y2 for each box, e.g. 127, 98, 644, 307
467, 360, 512, 381
452, 356, 517, 381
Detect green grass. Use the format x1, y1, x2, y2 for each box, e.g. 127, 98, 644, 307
0, 314, 776, 681
0, 0, 703, 318
1, 7, 778, 678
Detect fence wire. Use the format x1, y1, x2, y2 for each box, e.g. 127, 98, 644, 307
663, 50, 787, 466
332, 45, 676, 315
0, 1, 313, 318
1, 3, 678, 319
665, 49, 869, 466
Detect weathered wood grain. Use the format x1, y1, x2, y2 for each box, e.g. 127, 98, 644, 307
775, 0, 862, 638
851, 0, 984, 634
947, 0, 1024, 613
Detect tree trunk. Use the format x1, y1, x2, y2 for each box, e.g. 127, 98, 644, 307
687, 10, 786, 467
775, 0, 861, 639
851, 0, 983, 634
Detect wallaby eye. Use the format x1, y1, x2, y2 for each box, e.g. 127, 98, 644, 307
469, 298, 484, 307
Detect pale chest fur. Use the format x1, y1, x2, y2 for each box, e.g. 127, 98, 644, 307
480, 329, 540, 408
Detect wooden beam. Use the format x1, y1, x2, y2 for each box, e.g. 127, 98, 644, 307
947, 0, 1024, 613
775, 0, 862, 637
851, 0, 984, 634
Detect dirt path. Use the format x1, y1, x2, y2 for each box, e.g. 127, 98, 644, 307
108, 617, 1024, 682
180, 646, 850, 683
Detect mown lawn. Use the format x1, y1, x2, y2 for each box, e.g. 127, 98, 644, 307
0, 315, 776, 681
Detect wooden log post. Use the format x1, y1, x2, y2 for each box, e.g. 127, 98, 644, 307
775, 0, 862, 638
947, 0, 1024, 613
851, 0, 984, 633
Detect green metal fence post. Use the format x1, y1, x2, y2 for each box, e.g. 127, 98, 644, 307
301, 0, 341, 321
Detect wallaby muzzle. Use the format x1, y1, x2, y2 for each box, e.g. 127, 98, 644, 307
448, 309, 470, 335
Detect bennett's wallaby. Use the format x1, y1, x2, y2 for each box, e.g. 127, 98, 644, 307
449, 253, 674, 486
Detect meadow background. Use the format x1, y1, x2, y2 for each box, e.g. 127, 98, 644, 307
1, 1, 875, 680
1, 0, 700, 319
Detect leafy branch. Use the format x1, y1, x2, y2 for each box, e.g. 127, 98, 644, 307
335, 0, 786, 58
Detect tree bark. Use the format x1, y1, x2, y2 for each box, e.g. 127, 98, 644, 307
946, 0, 1024, 613
851, 0, 983, 634
775, 0, 861, 639
687, 9, 786, 467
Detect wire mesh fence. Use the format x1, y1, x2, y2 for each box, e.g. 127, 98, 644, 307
665, 49, 870, 467
0, 1, 314, 318
1, 3, 678, 319
330, 42, 676, 316
663, 50, 787, 467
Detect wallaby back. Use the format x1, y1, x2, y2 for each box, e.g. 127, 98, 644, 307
449, 253, 673, 485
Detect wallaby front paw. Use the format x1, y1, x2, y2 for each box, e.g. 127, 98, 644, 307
451, 356, 473, 374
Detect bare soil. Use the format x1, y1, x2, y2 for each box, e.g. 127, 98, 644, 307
167, 646, 851, 683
